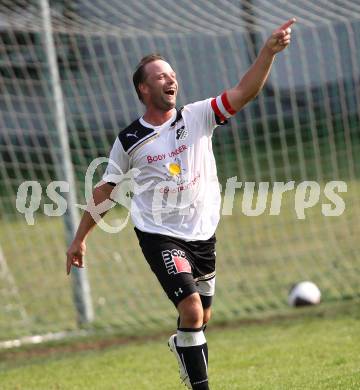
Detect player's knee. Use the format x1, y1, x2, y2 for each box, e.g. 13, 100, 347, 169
181, 304, 203, 327
178, 293, 204, 328
183, 309, 203, 328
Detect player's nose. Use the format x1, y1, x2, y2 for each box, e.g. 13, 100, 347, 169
167, 73, 177, 83
166, 78, 175, 86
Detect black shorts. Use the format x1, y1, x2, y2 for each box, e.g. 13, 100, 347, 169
135, 227, 216, 307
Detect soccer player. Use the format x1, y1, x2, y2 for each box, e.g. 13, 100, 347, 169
66, 19, 295, 389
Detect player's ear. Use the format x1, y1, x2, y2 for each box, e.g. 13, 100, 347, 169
138, 82, 149, 101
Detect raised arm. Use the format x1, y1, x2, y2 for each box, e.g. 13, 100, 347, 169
226, 18, 296, 113
66, 181, 114, 275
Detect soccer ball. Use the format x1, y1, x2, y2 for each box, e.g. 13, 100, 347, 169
288, 281, 321, 307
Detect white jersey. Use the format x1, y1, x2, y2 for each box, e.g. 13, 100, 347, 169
103, 94, 235, 241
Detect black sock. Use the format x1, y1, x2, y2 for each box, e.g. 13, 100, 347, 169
176, 327, 209, 390
202, 341, 208, 366
177, 316, 207, 333
177, 317, 208, 366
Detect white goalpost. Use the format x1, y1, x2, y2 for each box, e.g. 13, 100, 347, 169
40, 0, 94, 325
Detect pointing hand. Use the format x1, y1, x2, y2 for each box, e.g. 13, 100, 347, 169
266, 18, 296, 54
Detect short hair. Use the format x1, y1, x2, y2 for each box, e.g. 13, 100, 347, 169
133, 54, 166, 102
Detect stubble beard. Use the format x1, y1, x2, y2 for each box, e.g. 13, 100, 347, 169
158, 93, 177, 111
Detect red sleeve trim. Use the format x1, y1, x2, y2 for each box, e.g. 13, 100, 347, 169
221, 92, 236, 115
211, 98, 226, 122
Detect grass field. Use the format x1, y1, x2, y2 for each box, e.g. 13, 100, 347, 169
0, 300, 359, 389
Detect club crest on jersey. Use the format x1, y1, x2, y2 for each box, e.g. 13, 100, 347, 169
161, 249, 191, 275
176, 125, 188, 140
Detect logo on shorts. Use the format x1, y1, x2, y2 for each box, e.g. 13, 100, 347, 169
174, 287, 183, 297
161, 249, 191, 275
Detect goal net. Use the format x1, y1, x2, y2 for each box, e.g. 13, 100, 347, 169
1, 0, 360, 341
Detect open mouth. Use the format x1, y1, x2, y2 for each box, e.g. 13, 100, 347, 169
165, 89, 176, 96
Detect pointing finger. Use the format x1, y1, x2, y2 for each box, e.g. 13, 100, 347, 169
278, 18, 296, 32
